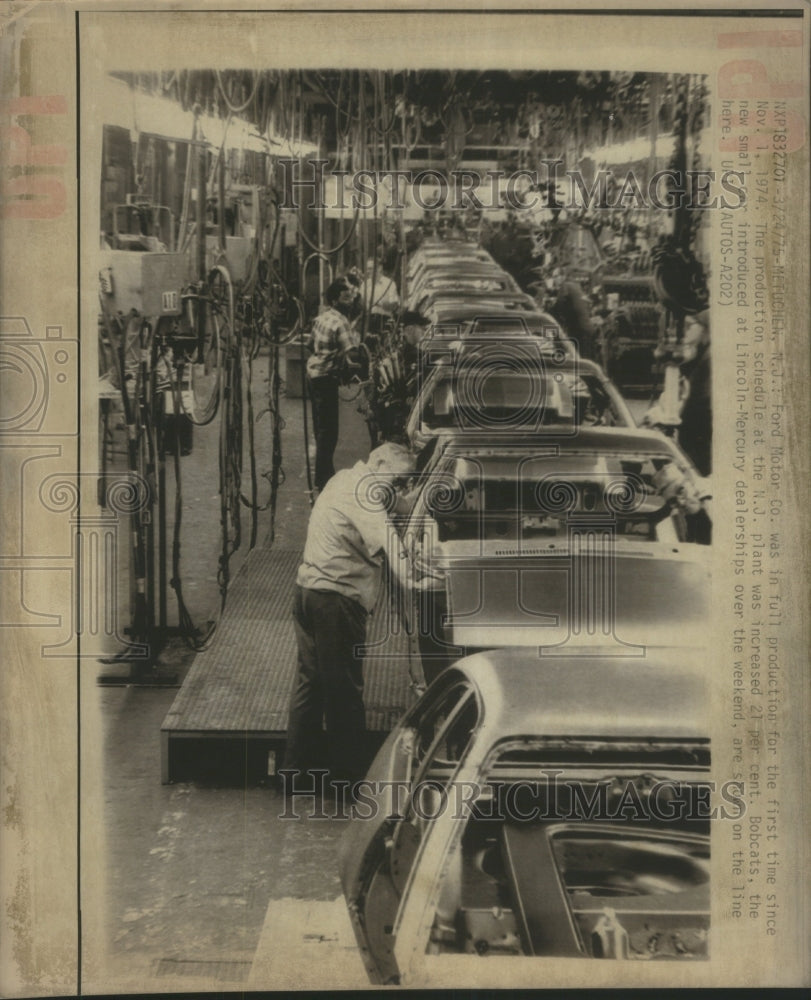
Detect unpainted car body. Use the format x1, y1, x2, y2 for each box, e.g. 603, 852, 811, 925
405, 355, 634, 452
416, 288, 539, 318
407, 263, 521, 306
417, 310, 578, 369
395, 426, 711, 680
339, 649, 711, 985
407, 240, 494, 278
425, 297, 541, 326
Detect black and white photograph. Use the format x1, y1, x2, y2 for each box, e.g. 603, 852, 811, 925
0, 4, 808, 994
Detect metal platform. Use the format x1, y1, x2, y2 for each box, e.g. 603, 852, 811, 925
160, 543, 413, 783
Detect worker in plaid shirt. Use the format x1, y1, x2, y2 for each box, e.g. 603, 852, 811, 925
307, 277, 361, 490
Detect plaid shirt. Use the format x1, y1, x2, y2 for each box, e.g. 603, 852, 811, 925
306, 306, 358, 380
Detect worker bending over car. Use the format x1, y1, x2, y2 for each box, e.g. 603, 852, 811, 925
282, 443, 416, 794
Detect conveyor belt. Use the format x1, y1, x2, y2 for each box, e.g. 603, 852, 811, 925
160, 543, 413, 782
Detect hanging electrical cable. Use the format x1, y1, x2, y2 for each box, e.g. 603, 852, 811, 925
179, 265, 232, 425
266, 333, 284, 545
242, 347, 258, 546
276, 70, 291, 153
296, 296, 315, 505
297, 200, 360, 256
215, 68, 260, 117
100, 67, 360, 668
290, 77, 317, 508
217, 296, 242, 608
369, 69, 397, 137
165, 361, 216, 651
99, 300, 150, 646
256, 186, 289, 544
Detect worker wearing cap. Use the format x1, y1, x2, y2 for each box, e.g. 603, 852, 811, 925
282, 442, 416, 789
307, 278, 360, 490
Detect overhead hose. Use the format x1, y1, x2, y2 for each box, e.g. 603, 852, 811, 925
267, 337, 285, 544
99, 299, 149, 644
217, 317, 244, 610
240, 344, 260, 548
214, 68, 260, 116
178, 264, 235, 428
297, 201, 360, 256
166, 364, 216, 651
297, 299, 315, 505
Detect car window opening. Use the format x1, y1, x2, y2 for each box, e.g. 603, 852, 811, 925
424, 737, 711, 961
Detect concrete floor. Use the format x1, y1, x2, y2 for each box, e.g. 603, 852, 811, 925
93, 365, 372, 991
98, 681, 361, 989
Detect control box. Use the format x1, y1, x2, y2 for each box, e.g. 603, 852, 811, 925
99, 250, 191, 318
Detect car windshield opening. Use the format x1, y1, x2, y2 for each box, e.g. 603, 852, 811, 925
424, 453, 710, 545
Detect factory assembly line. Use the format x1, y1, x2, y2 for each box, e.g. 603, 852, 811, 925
94, 66, 715, 987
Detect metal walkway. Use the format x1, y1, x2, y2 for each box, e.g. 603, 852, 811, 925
160, 540, 413, 783
158, 383, 416, 783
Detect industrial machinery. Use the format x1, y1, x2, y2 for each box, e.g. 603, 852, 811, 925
597, 272, 664, 391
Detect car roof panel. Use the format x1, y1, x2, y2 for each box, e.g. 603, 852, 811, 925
449, 649, 708, 740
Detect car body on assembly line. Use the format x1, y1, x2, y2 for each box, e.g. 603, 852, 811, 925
406, 353, 634, 452
415, 287, 538, 318
418, 309, 579, 368
407, 265, 521, 310
339, 649, 712, 985
395, 426, 711, 682
406, 240, 495, 279
420, 293, 540, 327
